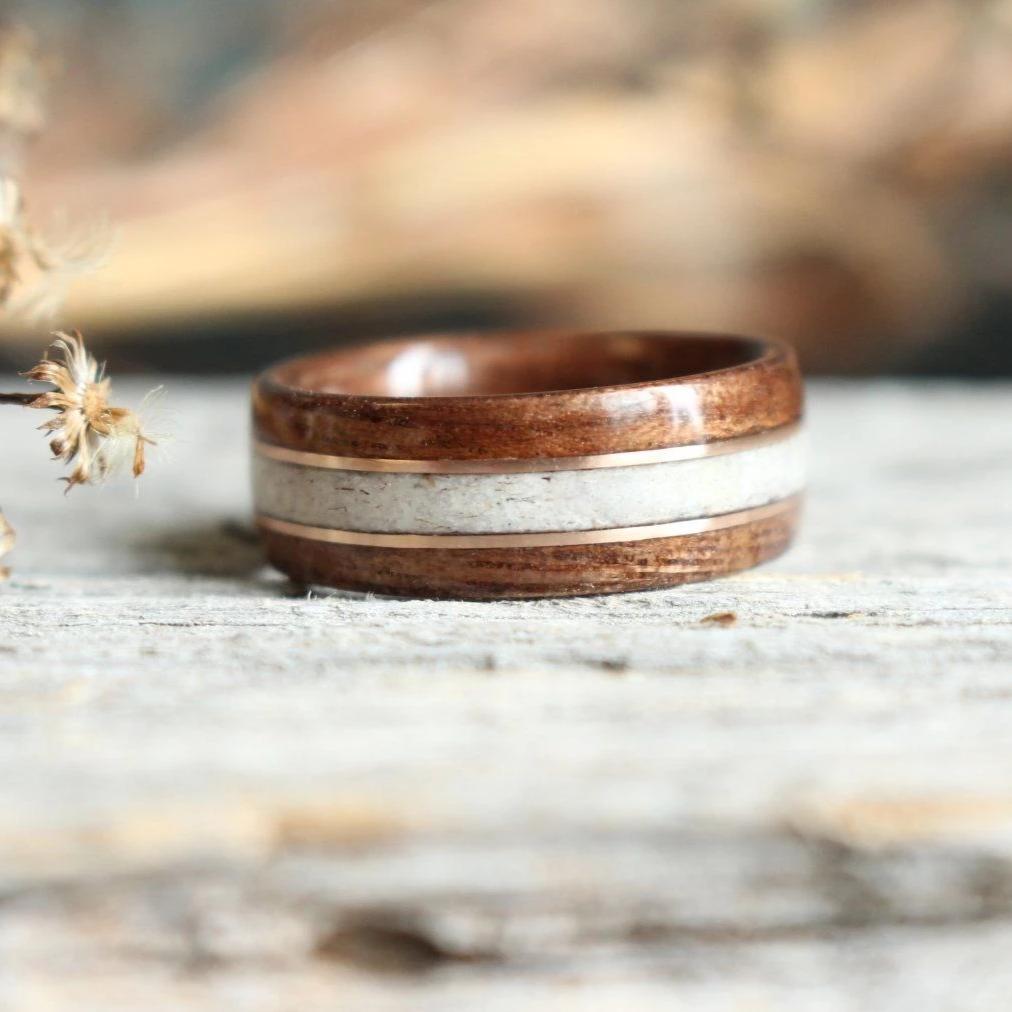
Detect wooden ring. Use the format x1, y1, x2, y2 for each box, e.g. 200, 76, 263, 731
252, 330, 805, 598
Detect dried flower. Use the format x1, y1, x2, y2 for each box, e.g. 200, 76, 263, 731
0, 176, 108, 321
24, 331, 154, 489
0, 176, 22, 302
0, 30, 151, 581
0, 510, 13, 579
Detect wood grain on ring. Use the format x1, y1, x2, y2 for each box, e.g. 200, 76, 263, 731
259, 501, 800, 600
253, 330, 803, 460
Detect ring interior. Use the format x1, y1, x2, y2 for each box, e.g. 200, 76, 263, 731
273, 332, 768, 399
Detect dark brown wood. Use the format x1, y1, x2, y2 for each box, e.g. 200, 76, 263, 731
259, 502, 800, 600
253, 330, 803, 460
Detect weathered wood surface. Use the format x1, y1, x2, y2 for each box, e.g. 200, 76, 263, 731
0, 380, 1009, 1009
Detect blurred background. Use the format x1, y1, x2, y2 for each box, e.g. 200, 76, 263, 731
0, 0, 1010, 376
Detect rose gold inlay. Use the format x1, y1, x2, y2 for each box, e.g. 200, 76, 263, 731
256, 496, 800, 550
254, 422, 800, 475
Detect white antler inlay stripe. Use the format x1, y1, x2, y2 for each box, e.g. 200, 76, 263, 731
252, 430, 805, 536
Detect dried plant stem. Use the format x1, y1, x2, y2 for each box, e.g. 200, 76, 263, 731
0, 391, 36, 405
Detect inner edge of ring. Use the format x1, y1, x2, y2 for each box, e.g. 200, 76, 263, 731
253, 421, 801, 474
255, 495, 801, 550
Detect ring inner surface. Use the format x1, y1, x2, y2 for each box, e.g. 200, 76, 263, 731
277, 332, 765, 398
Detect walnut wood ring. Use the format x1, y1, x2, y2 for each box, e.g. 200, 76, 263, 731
252, 330, 805, 598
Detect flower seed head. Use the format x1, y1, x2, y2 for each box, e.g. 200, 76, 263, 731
25, 331, 154, 489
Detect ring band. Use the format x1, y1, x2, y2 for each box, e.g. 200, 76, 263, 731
252, 330, 805, 598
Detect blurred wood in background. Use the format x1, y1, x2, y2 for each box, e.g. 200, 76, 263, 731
3, 0, 1011, 372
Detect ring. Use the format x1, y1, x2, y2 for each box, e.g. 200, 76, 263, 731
252, 330, 805, 598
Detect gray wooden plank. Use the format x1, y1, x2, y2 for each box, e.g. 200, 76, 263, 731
0, 380, 1009, 1006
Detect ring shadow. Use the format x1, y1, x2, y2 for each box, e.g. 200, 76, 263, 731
137, 519, 354, 598
136, 519, 265, 577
